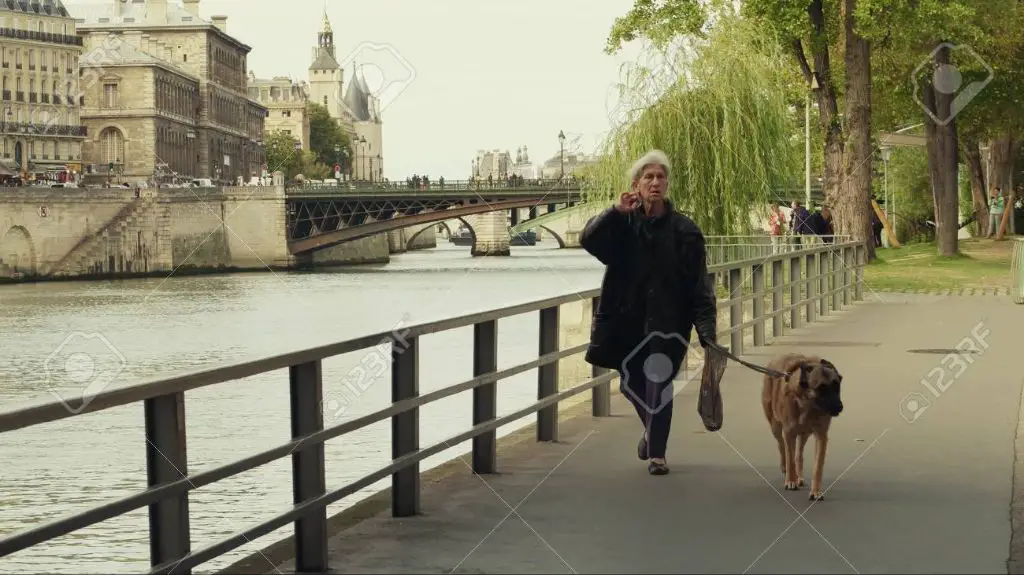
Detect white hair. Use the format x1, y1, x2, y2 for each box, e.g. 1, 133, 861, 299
628, 150, 671, 182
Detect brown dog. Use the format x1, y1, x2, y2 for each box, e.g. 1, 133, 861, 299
761, 353, 844, 501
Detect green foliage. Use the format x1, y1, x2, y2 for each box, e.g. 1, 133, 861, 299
604, 0, 715, 54
884, 146, 935, 242
590, 15, 800, 235
264, 131, 303, 178
307, 103, 352, 171
865, 0, 1023, 138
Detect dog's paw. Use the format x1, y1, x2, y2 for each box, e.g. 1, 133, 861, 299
783, 479, 800, 490
797, 477, 805, 487
809, 491, 824, 501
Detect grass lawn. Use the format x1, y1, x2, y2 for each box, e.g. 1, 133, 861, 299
864, 237, 1017, 292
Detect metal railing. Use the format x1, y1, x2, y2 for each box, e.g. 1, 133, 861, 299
704, 234, 852, 266
289, 178, 583, 193
0, 240, 866, 574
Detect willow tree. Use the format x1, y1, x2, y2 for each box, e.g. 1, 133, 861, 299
589, 15, 800, 235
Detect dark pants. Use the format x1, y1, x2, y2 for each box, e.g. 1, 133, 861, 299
616, 338, 684, 459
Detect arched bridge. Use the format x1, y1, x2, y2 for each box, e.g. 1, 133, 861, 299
285, 180, 585, 255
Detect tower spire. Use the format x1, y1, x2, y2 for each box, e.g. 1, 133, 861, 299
322, 2, 331, 34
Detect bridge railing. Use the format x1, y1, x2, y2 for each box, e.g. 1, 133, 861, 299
289, 179, 583, 193
0, 240, 866, 574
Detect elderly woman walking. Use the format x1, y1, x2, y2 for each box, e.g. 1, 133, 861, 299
579, 150, 719, 475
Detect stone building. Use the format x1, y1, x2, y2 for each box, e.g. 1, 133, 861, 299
247, 74, 310, 150
307, 11, 382, 181
75, 0, 266, 184
0, 0, 87, 180
472, 149, 512, 180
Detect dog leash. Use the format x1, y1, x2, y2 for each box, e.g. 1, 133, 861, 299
704, 341, 790, 380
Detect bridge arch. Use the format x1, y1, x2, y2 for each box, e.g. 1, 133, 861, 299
407, 220, 462, 246
0, 225, 37, 275
534, 225, 566, 248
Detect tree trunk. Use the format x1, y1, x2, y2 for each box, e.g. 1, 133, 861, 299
921, 45, 960, 256
799, 0, 845, 228
838, 0, 874, 260
962, 138, 989, 236
989, 136, 1017, 240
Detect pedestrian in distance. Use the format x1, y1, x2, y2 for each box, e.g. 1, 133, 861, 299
987, 186, 1005, 238
579, 150, 719, 476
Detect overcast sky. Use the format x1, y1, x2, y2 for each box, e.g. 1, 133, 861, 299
65, 0, 646, 180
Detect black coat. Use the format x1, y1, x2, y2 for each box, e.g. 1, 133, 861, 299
579, 203, 718, 370
806, 212, 834, 243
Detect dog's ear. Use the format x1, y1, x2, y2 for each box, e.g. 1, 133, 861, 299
820, 358, 835, 370
798, 362, 813, 388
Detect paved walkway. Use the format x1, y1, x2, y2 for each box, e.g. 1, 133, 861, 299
271, 293, 1021, 574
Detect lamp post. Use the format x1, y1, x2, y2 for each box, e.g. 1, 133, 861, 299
376, 153, 382, 182
357, 135, 367, 181
558, 129, 566, 181
334, 143, 341, 180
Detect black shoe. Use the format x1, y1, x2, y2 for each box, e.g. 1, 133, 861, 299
638, 436, 649, 460
648, 460, 670, 475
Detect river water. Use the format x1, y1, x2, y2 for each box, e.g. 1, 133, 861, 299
0, 242, 604, 574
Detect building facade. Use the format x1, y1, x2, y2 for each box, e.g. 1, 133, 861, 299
76, 0, 266, 184
307, 11, 383, 181
472, 149, 512, 180
247, 73, 309, 150
0, 0, 87, 180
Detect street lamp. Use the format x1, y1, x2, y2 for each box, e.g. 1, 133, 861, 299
333, 144, 341, 180
357, 135, 368, 181
558, 130, 566, 181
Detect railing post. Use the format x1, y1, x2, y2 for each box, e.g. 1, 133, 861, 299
392, 335, 420, 517
789, 256, 802, 329
854, 244, 865, 300
728, 267, 743, 355
752, 263, 765, 347
771, 259, 784, 337
290, 360, 328, 572
819, 250, 829, 316
819, 249, 827, 313
842, 246, 852, 306
806, 252, 818, 323
537, 305, 559, 442
472, 320, 498, 474
831, 246, 839, 308
145, 392, 191, 572
590, 296, 611, 417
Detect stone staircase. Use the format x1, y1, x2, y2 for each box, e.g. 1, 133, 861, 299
46, 196, 158, 277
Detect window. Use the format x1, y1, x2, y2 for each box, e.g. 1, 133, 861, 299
102, 83, 117, 107
28, 50, 34, 68
99, 127, 124, 164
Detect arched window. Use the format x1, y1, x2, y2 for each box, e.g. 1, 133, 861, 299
99, 127, 124, 164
